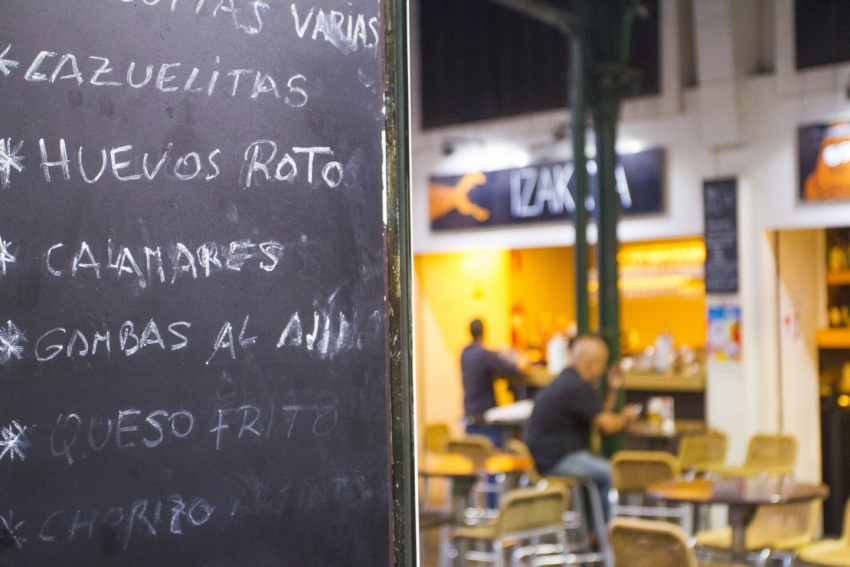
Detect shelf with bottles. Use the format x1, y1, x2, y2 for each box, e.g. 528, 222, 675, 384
827, 270, 850, 286
827, 228, 850, 332
818, 328, 850, 349
827, 227, 850, 273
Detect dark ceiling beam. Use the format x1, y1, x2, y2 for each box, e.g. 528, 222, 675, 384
484, 0, 581, 36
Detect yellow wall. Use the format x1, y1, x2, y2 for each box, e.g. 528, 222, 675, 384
618, 237, 706, 351
414, 250, 511, 438
621, 296, 706, 351
508, 247, 576, 349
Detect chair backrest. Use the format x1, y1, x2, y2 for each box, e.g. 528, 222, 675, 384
424, 423, 450, 453
748, 499, 822, 545
677, 431, 728, 471
446, 435, 496, 466
745, 433, 798, 470
496, 485, 569, 538
504, 438, 543, 484
611, 451, 681, 493
610, 517, 697, 567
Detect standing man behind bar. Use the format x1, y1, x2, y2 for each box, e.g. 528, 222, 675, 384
524, 335, 638, 519
461, 318, 528, 448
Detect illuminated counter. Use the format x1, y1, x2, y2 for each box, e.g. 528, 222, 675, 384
523, 366, 706, 420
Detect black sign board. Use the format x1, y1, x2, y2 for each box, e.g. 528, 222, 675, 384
0, 2, 396, 565
703, 178, 739, 294
798, 121, 850, 202
429, 147, 665, 231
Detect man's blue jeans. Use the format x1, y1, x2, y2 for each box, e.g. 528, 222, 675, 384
465, 424, 504, 449
465, 424, 503, 509
547, 450, 612, 521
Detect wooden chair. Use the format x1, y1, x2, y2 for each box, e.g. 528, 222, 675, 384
447, 435, 502, 520
695, 499, 821, 567
798, 498, 850, 567
678, 431, 728, 530
610, 451, 688, 525
611, 517, 742, 567
678, 431, 728, 476
420, 423, 454, 567
425, 422, 451, 453
708, 433, 797, 478
449, 485, 569, 567
611, 517, 699, 567
447, 435, 497, 466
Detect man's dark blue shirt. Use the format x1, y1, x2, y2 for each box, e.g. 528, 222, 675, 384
460, 343, 521, 417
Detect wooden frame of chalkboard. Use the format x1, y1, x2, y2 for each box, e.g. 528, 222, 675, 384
0, 1, 415, 566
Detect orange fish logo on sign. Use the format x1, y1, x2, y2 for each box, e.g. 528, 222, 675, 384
428, 173, 490, 222
805, 122, 850, 201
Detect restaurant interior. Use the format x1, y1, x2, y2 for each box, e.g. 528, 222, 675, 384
411, 0, 850, 566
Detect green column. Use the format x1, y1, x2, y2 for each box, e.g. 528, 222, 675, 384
571, 35, 590, 337
593, 67, 622, 364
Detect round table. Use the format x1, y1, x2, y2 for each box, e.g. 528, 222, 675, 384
418, 453, 531, 524
646, 477, 829, 561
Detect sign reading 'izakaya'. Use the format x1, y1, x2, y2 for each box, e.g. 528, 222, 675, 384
429, 147, 665, 231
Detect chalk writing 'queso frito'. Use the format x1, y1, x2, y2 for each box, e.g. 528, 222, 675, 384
46, 399, 337, 466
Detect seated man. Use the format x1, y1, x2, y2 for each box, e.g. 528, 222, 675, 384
523, 335, 638, 519
461, 318, 527, 448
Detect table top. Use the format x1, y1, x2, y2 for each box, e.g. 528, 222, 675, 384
417, 453, 532, 478
625, 419, 707, 439
646, 477, 830, 506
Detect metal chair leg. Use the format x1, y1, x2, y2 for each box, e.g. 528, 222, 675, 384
582, 478, 613, 567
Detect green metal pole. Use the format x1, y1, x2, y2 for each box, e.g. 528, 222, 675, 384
570, 35, 590, 337
594, 68, 625, 458
593, 68, 622, 364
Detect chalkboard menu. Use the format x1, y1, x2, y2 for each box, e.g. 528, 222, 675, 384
703, 178, 739, 294
0, 2, 397, 565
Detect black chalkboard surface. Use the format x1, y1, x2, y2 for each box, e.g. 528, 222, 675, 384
703, 178, 738, 294
0, 2, 392, 565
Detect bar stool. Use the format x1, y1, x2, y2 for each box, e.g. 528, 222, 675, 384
502, 439, 602, 556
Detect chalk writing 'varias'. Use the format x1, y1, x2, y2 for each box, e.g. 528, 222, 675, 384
291, 4, 380, 55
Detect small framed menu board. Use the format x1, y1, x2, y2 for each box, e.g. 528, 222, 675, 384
0, 1, 413, 566
703, 178, 739, 294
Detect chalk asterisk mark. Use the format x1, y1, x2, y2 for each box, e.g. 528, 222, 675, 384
0, 421, 30, 462
0, 139, 25, 189
0, 44, 20, 77
0, 238, 16, 275
0, 511, 26, 549
0, 321, 25, 364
